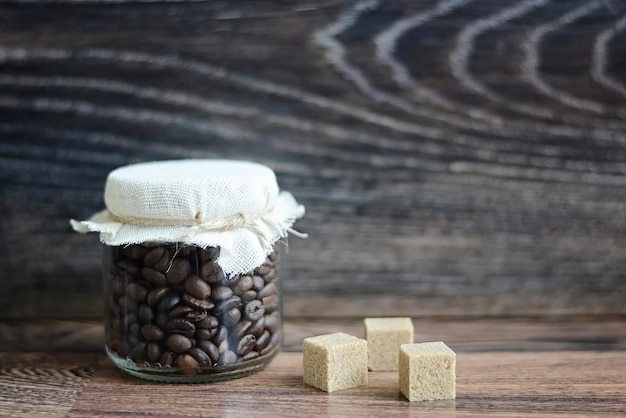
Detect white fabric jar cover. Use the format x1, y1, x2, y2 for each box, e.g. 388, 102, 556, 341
71, 159, 306, 276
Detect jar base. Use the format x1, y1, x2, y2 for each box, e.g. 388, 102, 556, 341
106, 346, 280, 383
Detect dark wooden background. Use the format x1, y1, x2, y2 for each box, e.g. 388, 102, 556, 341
1, 0, 625, 320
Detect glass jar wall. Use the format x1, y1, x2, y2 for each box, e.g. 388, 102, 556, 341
104, 242, 281, 383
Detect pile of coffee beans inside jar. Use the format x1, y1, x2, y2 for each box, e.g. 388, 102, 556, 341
105, 243, 281, 376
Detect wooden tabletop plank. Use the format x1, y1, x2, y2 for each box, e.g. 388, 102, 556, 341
63, 351, 625, 417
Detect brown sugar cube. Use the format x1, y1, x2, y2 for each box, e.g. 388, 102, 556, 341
399, 342, 456, 402
364, 317, 414, 371
302, 332, 368, 393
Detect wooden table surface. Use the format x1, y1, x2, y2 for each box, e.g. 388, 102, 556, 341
1, 317, 625, 417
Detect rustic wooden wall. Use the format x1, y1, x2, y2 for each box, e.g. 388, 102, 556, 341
1, 0, 625, 319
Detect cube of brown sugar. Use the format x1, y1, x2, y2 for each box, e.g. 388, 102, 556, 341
364, 317, 414, 371
399, 342, 456, 402
302, 332, 368, 393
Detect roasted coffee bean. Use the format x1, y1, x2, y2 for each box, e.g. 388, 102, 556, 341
200, 261, 217, 282
142, 267, 166, 287
218, 350, 237, 365
177, 353, 199, 375
259, 333, 281, 356
123, 245, 147, 261
214, 296, 241, 315
254, 330, 271, 351
262, 268, 276, 282
242, 351, 260, 361
153, 249, 172, 272
116, 341, 130, 358
147, 287, 169, 306
182, 293, 214, 310
211, 286, 233, 301
143, 247, 165, 267
218, 339, 229, 354
119, 259, 140, 276
254, 264, 271, 276
186, 310, 207, 322
155, 312, 169, 330
159, 350, 176, 367
169, 304, 194, 318
230, 275, 254, 295
231, 321, 252, 340
167, 334, 193, 353
252, 275, 265, 292
131, 341, 147, 359
248, 317, 265, 338
158, 294, 181, 312
197, 340, 220, 364
138, 304, 154, 323
166, 258, 190, 284
141, 324, 164, 342
262, 295, 279, 313
240, 290, 257, 302
257, 282, 277, 299
196, 315, 219, 330
244, 300, 265, 322
188, 347, 212, 366
223, 307, 241, 327
264, 312, 280, 334
166, 319, 196, 338
128, 322, 141, 337
127, 282, 148, 302
107, 294, 117, 313
147, 342, 162, 363
184, 275, 211, 299
236, 334, 256, 356
195, 328, 218, 340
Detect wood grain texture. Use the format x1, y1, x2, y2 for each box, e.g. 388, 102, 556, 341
1, 0, 625, 318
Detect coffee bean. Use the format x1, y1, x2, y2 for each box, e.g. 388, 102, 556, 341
158, 294, 181, 312
119, 259, 140, 276
186, 310, 207, 322
188, 347, 212, 366
166, 319, 196, 338
118, 295, 138, 313
211, 286, 233, 301
169, 304, 194, 318
167, 334, 193, 353
143, 247, 165, 267
231, 321, 252, 340
182, 293, 214, 311
254, 330, 270, 351
262, 295, 279, 313
195, 328, 218, 340
248, 316, 265, 338
214, 296, 241, 315
131, 341, 147, 359
123, 245, 147, 261
213, 326, 228, 346
242, 351, 260, 361
197, 340, 219, 364
236, 334, 256, 356
259, 333, 281, 356
254, 264, 271, 276
240, 290, 257, 302
230, 275, 254, 295
196, 315, 219, 330
159, 350, 176, 367
252, 275, 265, 292
147, 287, 169, 306
257, 282, 277, 299
176, 353, 198, 375
110, 275, 125, 295
184, 275, 211, 299
155, 312, 169, 330
147, 342, 162, 363
166, 258, 190, 284
264, 312, 280, 334
223, 307, 241, 327
141, 324, 164, 342
244, 300, 265, 322
153, 249, 172, 272
138, 304, 154, 323
200, 261, 217, 282
142, 267, 166, 287
127, 282, 148, 302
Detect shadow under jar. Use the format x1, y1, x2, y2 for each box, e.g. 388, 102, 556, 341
105, 243, 282, 383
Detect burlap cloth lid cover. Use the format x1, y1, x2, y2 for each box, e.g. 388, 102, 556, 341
71, 159, 306, 276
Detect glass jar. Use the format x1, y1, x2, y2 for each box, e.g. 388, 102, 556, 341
72, 159, 305, 383
104, 243, 282, 382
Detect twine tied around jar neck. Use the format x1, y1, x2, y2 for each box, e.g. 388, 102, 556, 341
108, 209, 307, 248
